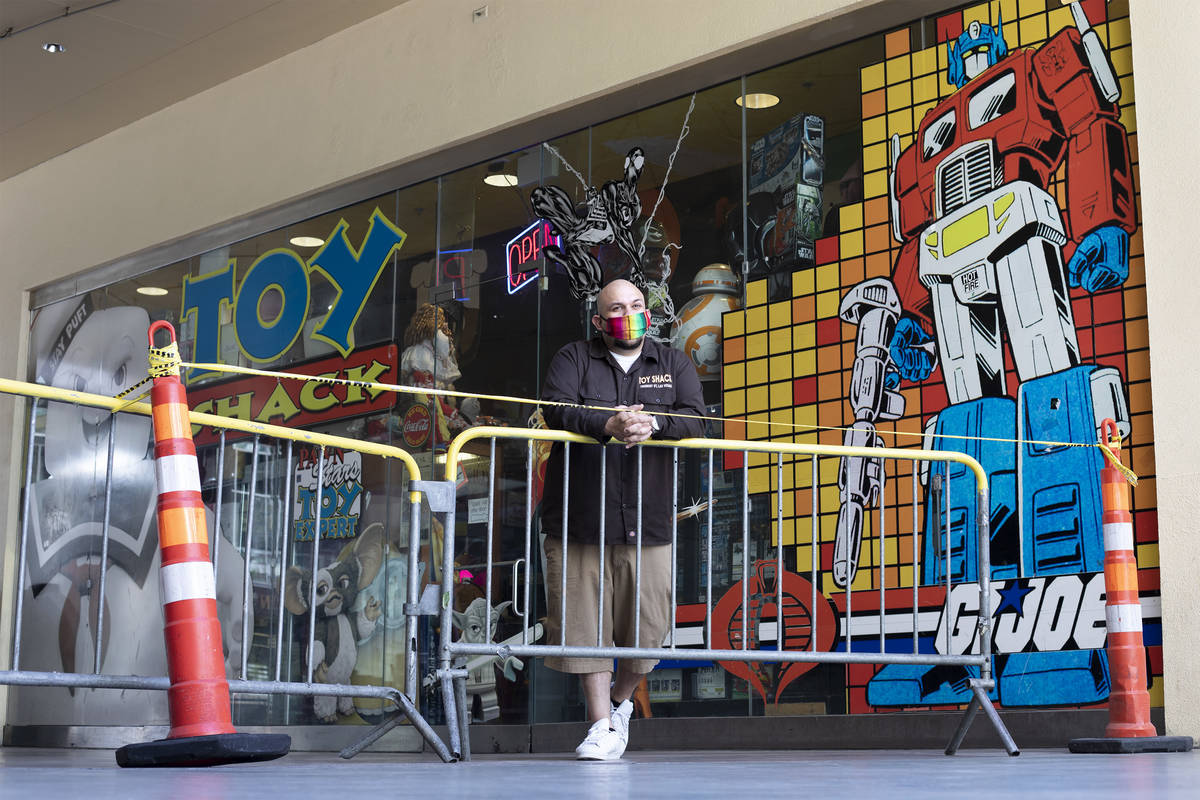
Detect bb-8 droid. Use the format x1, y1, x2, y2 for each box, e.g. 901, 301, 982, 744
670, 263, 740, 381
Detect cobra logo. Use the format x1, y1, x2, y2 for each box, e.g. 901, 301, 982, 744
710, 560, 838, 704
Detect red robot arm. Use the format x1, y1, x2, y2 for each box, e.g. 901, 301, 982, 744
1033, 28, 1137, 254
888, 136, 935, 327
892, 237, 934, 328
893, 142, 929, 241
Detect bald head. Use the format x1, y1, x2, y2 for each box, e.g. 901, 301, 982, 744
596, 279, 643, 311
593, 279, 648, 354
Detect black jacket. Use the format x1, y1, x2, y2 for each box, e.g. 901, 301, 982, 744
541, 337, 706, 545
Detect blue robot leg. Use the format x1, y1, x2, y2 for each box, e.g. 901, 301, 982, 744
868, 398, 1016, 706
1017, 366, 1117, 575
921, 398, 1019, 585
996, 365, 1127, 706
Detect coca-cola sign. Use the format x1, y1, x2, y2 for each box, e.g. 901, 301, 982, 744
401, 403, 432, 448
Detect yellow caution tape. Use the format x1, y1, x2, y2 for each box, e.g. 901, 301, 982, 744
110, 357, 1137, 485
1100, 433, 1139, 487
113, 341, 184, 412
149, 341, 182, 378
112, 379, 150, 405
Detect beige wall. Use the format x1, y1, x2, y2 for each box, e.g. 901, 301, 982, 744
0, 0, 1196, 740
1129, 0, 1200, 739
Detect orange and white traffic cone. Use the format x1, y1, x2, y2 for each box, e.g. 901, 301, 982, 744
116, 321, 290, 767
1069, 419, 1191, 754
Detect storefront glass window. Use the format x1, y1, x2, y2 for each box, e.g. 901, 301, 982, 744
14, 0, 1156, 734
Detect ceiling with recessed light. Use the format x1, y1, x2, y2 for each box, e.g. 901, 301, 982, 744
9, 0, 884, 313
0, 0, 413, 181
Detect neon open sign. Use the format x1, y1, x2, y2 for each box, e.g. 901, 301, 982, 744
506, 220, 559, 294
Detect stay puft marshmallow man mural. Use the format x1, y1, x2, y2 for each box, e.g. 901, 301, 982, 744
14, 299, 248, 725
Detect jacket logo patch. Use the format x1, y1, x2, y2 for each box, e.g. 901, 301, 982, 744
638, 373, 673, 387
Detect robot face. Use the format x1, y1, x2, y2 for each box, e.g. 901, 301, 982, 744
947, 16, 1009, 88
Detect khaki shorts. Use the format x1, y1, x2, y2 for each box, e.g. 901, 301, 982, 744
542, 538, 672, 674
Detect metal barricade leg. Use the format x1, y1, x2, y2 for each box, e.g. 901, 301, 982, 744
441, 670, 463, 759
945, 679, 1020, 756
338, 686, 454, 762
455, 668, 472, 761
93, 419, 117, 674
412, 479, 465, 760
946, 483, 1018, 757
972, 681, 1020, 756
944, 688, 981, 755
340, 479, 462, 762
273, 441, 294, 683
405, 493, 422, 704
11, 397, 39, 671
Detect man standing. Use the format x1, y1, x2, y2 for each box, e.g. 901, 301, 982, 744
540, 279, 707, 760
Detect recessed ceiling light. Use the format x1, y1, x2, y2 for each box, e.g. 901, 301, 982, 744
483, 173, 518, 187
736, 92, 780, 109
289, 236, 324, 247
42, 43, 65, 54
137, 286, 169, 297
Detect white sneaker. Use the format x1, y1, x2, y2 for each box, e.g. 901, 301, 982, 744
575, 718, 625, 761
610, 699, 633, 749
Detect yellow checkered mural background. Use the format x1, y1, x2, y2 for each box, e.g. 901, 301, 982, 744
719, 0, 1158, 711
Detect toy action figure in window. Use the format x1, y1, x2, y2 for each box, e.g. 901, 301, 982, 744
530, 148, 646, 302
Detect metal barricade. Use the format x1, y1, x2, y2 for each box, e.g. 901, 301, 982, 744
0, 378, 452, 762
0, 377, 1020, 762
419, 426, 1018, 761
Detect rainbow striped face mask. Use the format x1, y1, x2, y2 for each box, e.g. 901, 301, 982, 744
599, 309, 651, 341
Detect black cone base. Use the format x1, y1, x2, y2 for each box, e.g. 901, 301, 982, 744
116, 732, 292, 768
1069, 735, 1194, 754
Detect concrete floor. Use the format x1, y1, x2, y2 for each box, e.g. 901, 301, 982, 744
1, 747, 1198, 799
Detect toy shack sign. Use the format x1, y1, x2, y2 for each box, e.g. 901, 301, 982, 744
181, 208, 404, 443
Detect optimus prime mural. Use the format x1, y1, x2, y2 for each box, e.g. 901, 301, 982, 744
837, 2, 1138, 707
715, 0, 1152, 714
